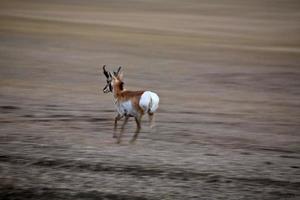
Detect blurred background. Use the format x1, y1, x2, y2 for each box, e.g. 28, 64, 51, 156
0, 0, 300, 199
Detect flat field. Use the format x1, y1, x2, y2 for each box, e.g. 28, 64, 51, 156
0, 0, 300, 199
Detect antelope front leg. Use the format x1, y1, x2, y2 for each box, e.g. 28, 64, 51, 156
117, 115, 129, 144
113, 114, 122, 138
130, 115, 142, 143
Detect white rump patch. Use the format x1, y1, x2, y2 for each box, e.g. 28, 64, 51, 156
139, 91, 159, 113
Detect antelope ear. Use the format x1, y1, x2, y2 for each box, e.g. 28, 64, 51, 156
118, 71, 124, 80
112, 73, 117, 80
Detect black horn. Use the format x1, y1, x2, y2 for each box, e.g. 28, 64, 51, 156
114, 66, 122, 76
117, 66, 122, 74
103, 65, 109, 78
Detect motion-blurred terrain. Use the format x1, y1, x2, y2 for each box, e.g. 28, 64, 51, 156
0, 0, 300, 199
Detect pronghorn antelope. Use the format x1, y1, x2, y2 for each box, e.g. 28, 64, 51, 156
102, 65, 159, 143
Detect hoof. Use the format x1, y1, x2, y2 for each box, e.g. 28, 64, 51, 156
130, 138, 137, 144
116, 138, 122, 144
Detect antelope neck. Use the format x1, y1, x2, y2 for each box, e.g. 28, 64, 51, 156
113, 82, 124, 99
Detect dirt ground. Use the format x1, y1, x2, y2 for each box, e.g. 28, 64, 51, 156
0, 0, 300, 199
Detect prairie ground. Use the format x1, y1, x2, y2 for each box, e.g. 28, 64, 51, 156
0, 0, 300, 199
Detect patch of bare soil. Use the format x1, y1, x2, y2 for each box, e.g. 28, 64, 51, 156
1, 0, 300, 199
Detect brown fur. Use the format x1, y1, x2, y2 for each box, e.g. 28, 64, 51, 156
112, 76, 145, 115
111, 71, 155, 143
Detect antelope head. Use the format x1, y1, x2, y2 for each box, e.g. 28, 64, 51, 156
102, 65, 112, 93
102, 65, 123, 93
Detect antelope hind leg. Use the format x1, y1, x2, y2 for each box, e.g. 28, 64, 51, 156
148, 113, 155, 128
